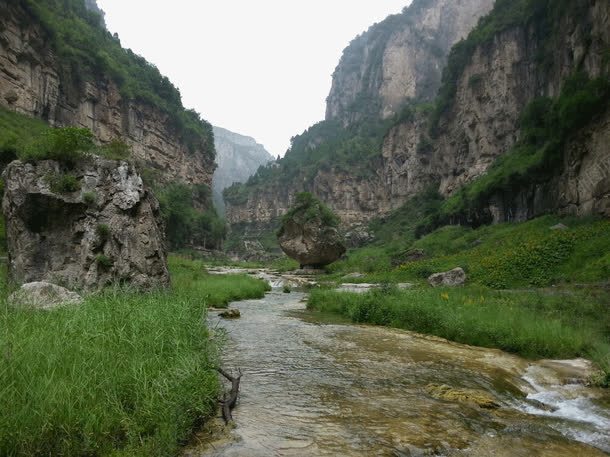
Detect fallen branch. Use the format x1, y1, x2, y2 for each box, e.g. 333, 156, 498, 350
217, 368, 242, 424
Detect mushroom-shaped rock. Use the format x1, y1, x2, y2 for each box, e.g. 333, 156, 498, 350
277, 193, 346, 268
428, 267, 467, 287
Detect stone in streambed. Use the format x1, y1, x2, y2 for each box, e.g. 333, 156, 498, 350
219, 309, 241, 319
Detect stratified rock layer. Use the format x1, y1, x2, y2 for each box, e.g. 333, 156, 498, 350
2, 158, 170, 290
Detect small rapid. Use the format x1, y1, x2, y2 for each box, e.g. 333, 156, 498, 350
186, 270, 609, 456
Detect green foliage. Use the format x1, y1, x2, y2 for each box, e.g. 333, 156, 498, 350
283, 285, 292, 294
157, 183, 226, 250
0, 107, 49, 167
96, 139, 131, 160
0, 256, 269, 455
307, 286, 609, 382
21, 0, 214, 154
278, 192, 339, 237
95, 254, 113, 269
21, 127, 94, 164
82, 191, 96, 205
95, 223, 110, 242
46, 172, 81, 194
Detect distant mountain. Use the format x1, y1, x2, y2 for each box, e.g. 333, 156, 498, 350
213, 126, 273, 214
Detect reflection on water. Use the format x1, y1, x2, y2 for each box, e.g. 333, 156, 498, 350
185, 276, 610, 457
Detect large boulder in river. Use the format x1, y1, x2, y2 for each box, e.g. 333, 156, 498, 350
277, 193, 346, 268
428, 267, 467, 287
2, 158, 170, 290
8, 282, 83, 310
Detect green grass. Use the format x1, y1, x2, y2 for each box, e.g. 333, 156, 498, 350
307, 286, 610, 385
332, 215, 610, 289
0, 255, 269, 456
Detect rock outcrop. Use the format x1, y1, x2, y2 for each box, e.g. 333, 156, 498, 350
213, 126, 273, 213
8, 281, 83, 310
277, 195, 346, 268
428, 268, 467, 287
0, 1, 215, 197
2, 158, 170, 290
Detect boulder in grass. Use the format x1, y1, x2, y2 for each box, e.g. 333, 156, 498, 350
428, 267, 467, 287
8, 281, 83, 310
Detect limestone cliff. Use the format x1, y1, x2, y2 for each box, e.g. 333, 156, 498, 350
213, 126, 273, 213
383, 0, 610, 221
227, 0, 610, 237
326, 0, 494, 125
0, 0, 215, 197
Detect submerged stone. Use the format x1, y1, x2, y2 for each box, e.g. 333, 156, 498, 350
219, 309, 241, 319
425, 384, 500, 409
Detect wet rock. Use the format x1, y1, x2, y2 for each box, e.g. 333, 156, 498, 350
8, 281, 83, 310
425, 384, 500, 409
219, 309, 241, 319
2, 159, 170, 290
428, 267, 466, 287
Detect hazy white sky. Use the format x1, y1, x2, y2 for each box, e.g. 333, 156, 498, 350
97, 0, 411, 156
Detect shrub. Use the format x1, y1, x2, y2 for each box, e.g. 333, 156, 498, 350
96, 254, 113, 269
279, 192, 339, 237
98, 139, 131, 160
96, 224, 110, 242
21, 128, 95, 164
82, 191, 96, 205
283, 285, 292, 294
47, 173, 81, 194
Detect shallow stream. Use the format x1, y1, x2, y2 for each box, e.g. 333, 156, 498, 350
186, 271, 610, 456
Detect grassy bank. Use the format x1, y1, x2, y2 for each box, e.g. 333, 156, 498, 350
308, 286, 610, 385
328, 215, 610, 288
0, 256, 269, 456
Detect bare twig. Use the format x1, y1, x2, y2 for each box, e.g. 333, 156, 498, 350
217, 368, 242, 423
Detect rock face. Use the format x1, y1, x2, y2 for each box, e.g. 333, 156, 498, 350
8, 282, 83, 310
428, 268, 467, 287
227, 0, 609, 238
278, 215, 346, 268
213, 126, 273, 213
2, 158, 170, 290
326, 0, 494, 126
0, 1, 215, 196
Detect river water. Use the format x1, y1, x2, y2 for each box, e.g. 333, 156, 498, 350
185, 272, 610, 456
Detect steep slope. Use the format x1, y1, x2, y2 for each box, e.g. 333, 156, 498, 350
212, 126, 273, 214
225, 0, 495, 230
326, 0, 494, 125
0, 0, 215, 196
227, 0, 609, 248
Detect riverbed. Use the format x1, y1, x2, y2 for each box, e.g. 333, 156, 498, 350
185, 271, 610, 456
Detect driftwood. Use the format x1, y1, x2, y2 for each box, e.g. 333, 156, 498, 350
217, 368, 242, 424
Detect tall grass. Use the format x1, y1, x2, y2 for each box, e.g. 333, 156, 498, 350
0, 256, 269, 456
308, 286, 610, 385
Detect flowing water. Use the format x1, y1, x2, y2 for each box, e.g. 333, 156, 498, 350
185, 271, 610, 456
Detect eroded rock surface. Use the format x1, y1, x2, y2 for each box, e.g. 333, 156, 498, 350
8, 281, 83, 310
278, 216, 346, 268
2, 158, 170, 290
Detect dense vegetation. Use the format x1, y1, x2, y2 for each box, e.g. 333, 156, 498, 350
157, 183, 226, 250
19, 0, 214, 153
0, 256, 269, 456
